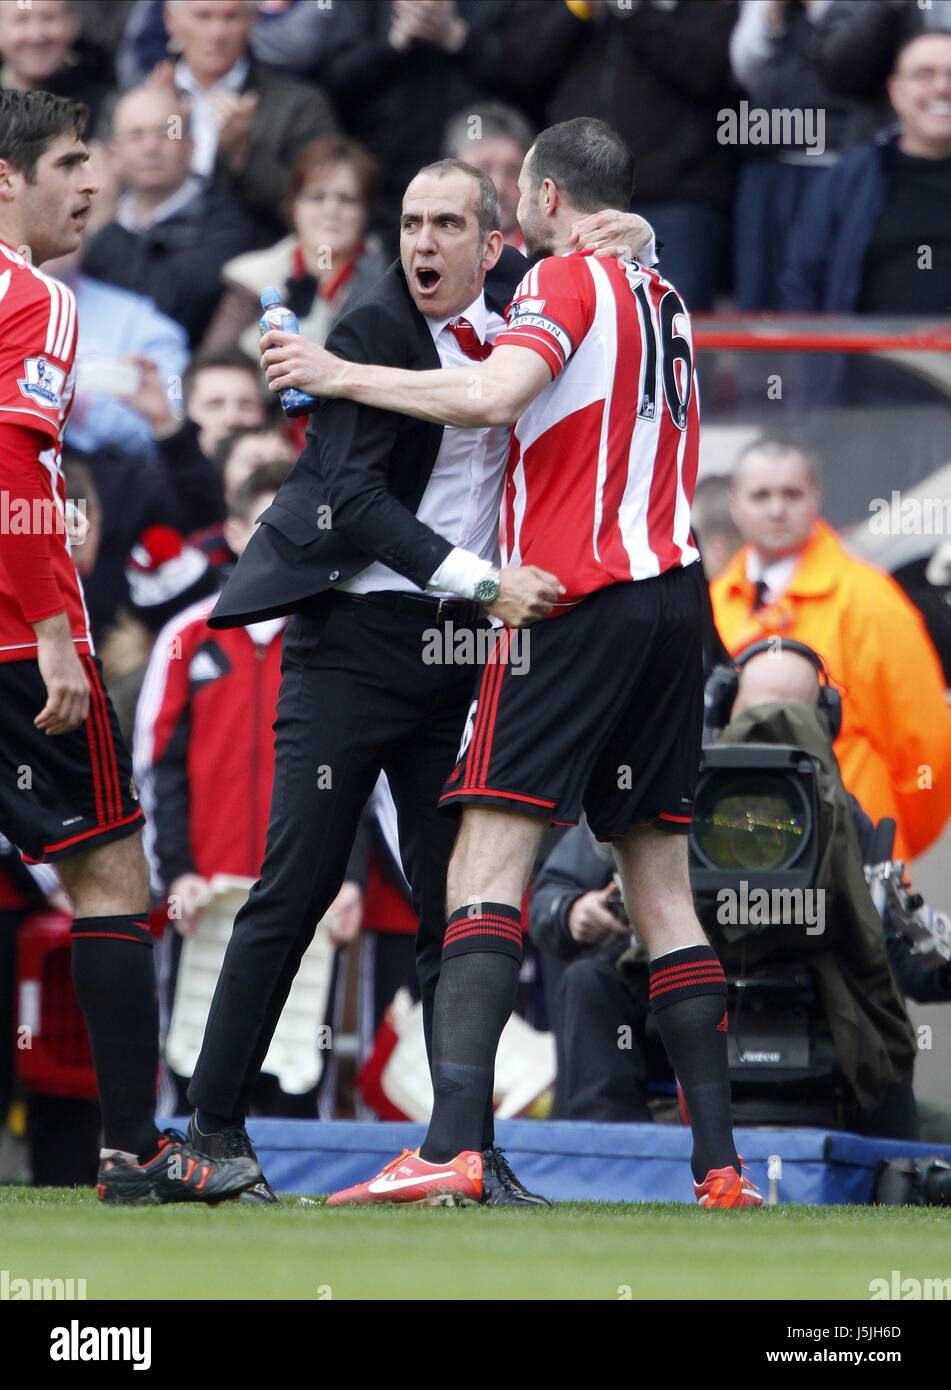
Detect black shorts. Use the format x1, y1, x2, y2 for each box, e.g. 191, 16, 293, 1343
439, 564, 705, 840
0, 653, 143, 864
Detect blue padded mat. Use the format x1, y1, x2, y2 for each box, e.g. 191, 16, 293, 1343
167, 1118, 951, 1204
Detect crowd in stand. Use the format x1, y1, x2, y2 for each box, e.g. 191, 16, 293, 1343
1, 0, 951, 1172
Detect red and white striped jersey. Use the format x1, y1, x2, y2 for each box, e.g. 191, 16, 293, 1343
495, 250, 700, 612
0, 239, 90, 663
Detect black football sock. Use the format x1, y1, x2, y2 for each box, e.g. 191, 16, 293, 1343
70, 915, 161, 1158
420, 903, 522, 1165
195, 1108, 245, 1136
649, 944, 740, 1183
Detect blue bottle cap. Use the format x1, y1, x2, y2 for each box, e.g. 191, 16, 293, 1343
260, 286, 282, 308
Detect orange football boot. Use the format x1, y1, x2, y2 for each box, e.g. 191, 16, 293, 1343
326, 1147, 483, 1207
694, 1160, 764, 1208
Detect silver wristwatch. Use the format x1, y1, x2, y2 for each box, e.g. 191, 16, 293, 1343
473, 566, 501, 606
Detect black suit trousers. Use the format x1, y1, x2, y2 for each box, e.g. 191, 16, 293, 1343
188, 592, 484, 1120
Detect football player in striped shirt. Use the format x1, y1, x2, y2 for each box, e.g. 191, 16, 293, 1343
0, 90, 259, 1204
264, 118, 761, 1209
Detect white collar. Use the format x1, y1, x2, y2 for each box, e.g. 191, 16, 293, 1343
175, 55, 250, 95
425, 290, 488, 345
746, 549, 802, 590
115, 175, 204, 233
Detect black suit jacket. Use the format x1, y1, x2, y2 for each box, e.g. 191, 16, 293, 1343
209, 245, 528, 628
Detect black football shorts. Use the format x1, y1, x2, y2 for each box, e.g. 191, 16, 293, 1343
439, 563, 705, 840
0, 653, 143, 863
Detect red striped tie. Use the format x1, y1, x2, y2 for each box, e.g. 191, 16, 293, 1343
448, 317, 492, 361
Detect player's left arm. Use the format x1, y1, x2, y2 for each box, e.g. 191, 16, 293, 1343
261, 336, 552, 429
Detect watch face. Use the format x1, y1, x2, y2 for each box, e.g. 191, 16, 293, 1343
474, 575, 499, 604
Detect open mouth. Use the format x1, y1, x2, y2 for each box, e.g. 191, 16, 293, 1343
414, 266, 442, 295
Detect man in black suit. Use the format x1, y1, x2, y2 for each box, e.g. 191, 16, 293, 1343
185, 153, 650, 1205
263, 119, 757, 1212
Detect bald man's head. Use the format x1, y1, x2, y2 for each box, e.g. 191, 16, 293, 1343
109, 86, 193, 201
731, 649, 820, 721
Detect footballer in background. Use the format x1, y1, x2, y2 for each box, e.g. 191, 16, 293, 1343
0, 88, 259, 1204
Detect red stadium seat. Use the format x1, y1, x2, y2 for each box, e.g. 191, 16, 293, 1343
15, 910, 98, 1101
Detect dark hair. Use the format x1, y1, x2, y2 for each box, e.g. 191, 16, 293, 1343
213, 422, 289, 478
892, 27, 951, 75
183, 346, 260, 404
286, 134, 379, 225
527, 117, 634, 213
0, 90, 87, 183
411, 157, 501, 240
229, 461, 292, 520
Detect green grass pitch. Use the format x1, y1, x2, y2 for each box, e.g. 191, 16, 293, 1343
2, 1189, 951, 1300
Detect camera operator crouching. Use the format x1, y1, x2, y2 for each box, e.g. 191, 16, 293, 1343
534, 640, 951, 1144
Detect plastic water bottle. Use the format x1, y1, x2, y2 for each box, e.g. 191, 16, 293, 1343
258, 286, 318, 417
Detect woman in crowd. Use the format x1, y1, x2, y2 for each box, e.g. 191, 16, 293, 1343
202, 134, 385, 360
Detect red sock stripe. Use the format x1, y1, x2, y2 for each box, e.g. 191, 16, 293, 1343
650, 964, 725, 987
442, 924, 523, 947
650, 971, 726, 999
445, 912, 522, 930
444, 916, 522, 942
85, 658, 122, 820
651, 960, 726, 986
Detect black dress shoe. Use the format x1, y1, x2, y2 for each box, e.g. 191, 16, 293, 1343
481, 1146, 551, 1207
186, 1113, 279, 1204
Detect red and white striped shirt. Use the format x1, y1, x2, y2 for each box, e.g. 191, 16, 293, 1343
495, 250, 700, 612
0, 240, 91, 663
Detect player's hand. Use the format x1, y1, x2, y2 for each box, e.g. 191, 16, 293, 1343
168, 873, 210, 937
261, 329, 348, 398
487, 566, 565, 628
569, 209, 653, 261
33, 614, 90, 736
568, 884, 628, 944
328, 880, 363, 944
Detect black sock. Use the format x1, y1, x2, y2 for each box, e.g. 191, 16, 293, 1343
70, 915, 161, 1158
195, 1108, 243, 1135
649, 944, 739, 1183
420, 903, 521, 1164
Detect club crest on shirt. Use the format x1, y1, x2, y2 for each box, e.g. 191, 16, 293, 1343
18, 356, 65, 410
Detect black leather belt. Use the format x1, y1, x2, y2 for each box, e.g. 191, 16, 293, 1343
337, 589, 485, 626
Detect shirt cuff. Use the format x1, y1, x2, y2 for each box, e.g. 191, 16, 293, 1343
639, 225, 659, 268
426, 547, 495, 600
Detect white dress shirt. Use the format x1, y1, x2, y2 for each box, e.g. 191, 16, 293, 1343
337, 291, 509, 600
175, 56, 250, 179
745, 548, 800, 606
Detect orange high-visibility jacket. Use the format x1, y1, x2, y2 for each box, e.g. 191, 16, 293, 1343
711, 520, 951, 861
